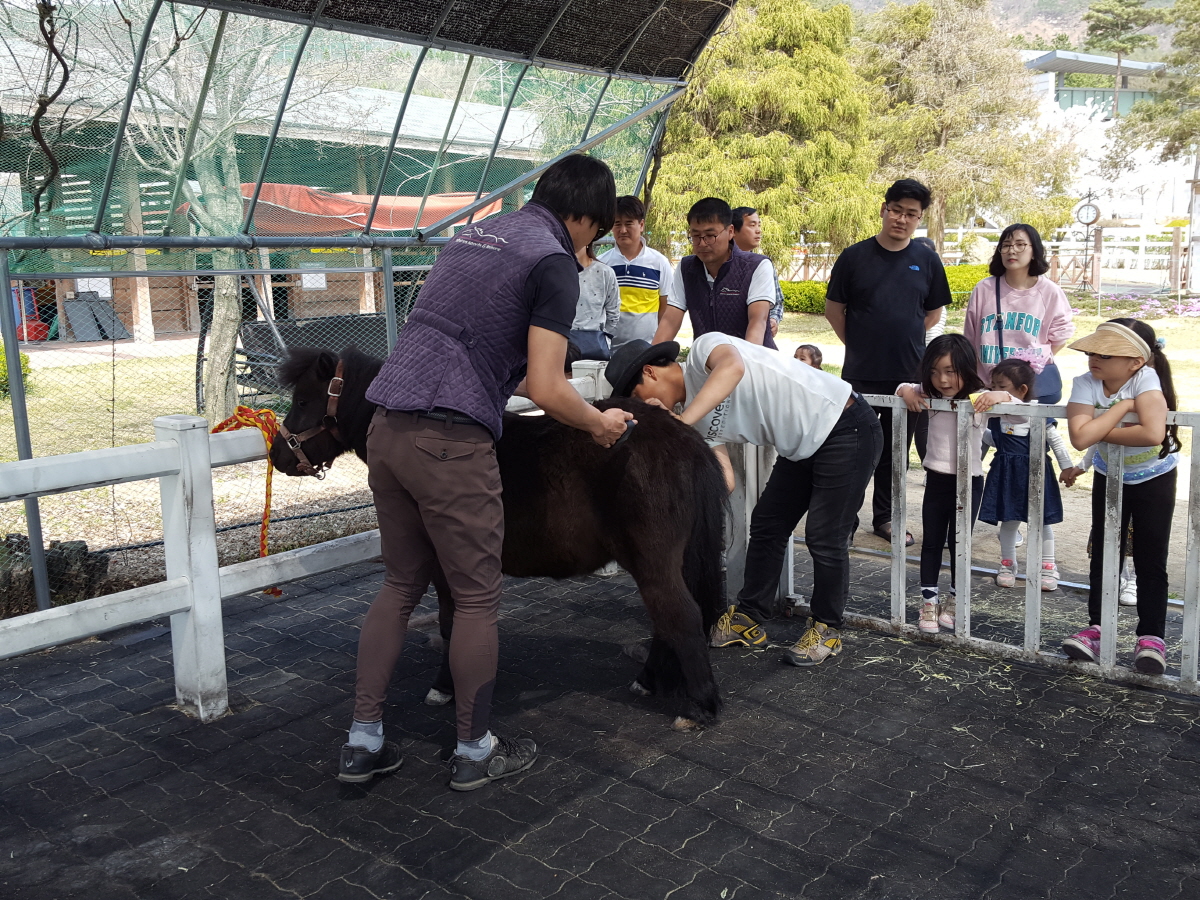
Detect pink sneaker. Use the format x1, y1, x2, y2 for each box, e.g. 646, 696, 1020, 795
1063, 626, 1101, 663
1133, 636, 1166, 675
1040, 563, 1059, 592
995, 560, 1016, 588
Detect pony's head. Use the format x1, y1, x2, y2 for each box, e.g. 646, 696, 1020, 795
270, 348, 352, 477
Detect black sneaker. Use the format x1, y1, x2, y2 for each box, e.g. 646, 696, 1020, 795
337, 741, 403, 783
449, 735, 538, 792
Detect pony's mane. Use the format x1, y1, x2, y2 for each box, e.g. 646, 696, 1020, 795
278, 347, 335, 388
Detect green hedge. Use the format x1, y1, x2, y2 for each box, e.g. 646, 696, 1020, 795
0, 352, 30, 399
945, 264, 990, 309
779, 280, 827, 314
782, 265, 988, 314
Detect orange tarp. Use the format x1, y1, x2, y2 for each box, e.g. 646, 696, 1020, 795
229, 184, 502, 236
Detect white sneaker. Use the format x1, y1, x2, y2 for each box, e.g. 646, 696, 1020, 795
1119, 575, 1138, 607
919, 600, 940, 634
1014, 528, 1024, 548
995, 560, 1016, 589
1040, 563, 1060, 592
937, 596, 956, 631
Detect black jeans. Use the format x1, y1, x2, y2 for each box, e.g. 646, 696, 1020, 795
736, 395, 883, 629
1089, 469, 1176, 638
920, 470, 984, 589
851, 380, 919, 530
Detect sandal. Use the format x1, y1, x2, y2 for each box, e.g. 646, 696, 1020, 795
873, 523, 915, 547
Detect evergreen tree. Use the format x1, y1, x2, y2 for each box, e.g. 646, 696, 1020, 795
1083, 0, 1160, 118
1105, 0, 1199, 167
858, 0, 1079, 249
645, 0, 879, 267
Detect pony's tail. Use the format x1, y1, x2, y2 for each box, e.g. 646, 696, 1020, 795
683, 448, 728, 635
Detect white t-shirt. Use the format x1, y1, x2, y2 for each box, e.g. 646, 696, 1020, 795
667, 256, 776, 312
1067, 366, 1177, 483
684, 333, 852, 462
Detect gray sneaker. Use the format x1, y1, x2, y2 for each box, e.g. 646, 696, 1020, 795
449, 735, 538, 791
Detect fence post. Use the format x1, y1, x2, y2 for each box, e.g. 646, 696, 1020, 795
953, 400, 973, 637
1023, 413, 1046, 651
890, 402, 907, 625
1098, 445, 1124, 667
155, 414, 228, 722
1181, 428, 1199, 687
570, 359, 611, 401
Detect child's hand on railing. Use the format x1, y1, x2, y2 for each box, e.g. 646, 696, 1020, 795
897, 385, 928, 412
971, 390, 1012, 413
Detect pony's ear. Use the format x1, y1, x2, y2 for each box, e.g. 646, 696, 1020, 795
313, 350, 338, 381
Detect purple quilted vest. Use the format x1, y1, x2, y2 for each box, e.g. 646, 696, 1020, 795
365, 202, 575, 439
680, 245, 778, 350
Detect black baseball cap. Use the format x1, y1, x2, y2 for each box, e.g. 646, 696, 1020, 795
604, 339, 680, 397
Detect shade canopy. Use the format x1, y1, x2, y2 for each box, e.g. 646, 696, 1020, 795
1023, 50, 1165, 77
177, 0, 732, 81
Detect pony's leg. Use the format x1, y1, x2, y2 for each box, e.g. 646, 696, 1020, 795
632, 563, 721, 729
425, 565, 456, 707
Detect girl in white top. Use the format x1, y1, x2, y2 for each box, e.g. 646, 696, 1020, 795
1061, 319, 1180, 675
570, 241, 621, 359
897, 334, 1012, 635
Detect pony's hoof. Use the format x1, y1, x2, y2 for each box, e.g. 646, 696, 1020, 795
672, 716, 701, 732
629, 679, 652, 697
424, 687, 454, 706
622, 641, 650, 664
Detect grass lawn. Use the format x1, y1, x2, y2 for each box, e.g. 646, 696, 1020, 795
0, 355, 197, 461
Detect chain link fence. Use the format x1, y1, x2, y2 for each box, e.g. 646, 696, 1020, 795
1, 1, 674, 616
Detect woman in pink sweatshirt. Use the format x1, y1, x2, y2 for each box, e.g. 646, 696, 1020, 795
963, 224, 1075, 404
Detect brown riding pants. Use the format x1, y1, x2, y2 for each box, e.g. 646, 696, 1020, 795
353, 409, 504, 741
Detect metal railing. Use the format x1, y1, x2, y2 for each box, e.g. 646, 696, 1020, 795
818, 395, 1199, 692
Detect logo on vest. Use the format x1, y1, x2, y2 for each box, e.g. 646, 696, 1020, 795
457, 225, 510, 252
909, 265, 920, 271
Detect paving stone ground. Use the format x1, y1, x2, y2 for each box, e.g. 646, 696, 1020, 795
2, 551, 1199, 900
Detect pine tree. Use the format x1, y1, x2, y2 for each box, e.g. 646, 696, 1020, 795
1083, 0, 1160, 118
645, 0, 879, 267
858, 0, 1079, 249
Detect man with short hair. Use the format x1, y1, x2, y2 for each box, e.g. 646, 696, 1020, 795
731, 206, 785, 339
605, 334, 881, 664
599, 195, 673, 349
343, 154, 633, 791
824, 179, 950, 546
653, 198, 777, 349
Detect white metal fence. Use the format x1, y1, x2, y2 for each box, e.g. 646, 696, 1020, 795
0, 363, 608, 720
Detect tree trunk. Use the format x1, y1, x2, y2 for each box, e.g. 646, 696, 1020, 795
202, 253, 241, 424
1113, 53, 1123, 119
928, 194, 947, 254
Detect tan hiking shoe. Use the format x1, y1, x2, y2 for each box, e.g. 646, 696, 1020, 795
709, 606, 767, 648
783, 618, 842, 667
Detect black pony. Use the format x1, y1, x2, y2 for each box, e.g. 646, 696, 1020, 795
271, 347, 727, 729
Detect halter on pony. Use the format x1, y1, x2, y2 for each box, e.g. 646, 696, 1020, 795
278, 359, 347, 479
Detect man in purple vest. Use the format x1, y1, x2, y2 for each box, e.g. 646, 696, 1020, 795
339, 154, 633, 791
652, 197, 778, 350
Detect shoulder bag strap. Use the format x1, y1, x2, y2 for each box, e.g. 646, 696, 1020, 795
994, 276, 1004, 361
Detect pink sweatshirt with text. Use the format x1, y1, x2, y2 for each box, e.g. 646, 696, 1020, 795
963, 275, 1075, 382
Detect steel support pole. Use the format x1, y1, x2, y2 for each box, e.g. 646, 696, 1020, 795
634, 109, 670, 198
364, 47, 429, 237
579, 77, 611, 143
412, 56, 475, 235
92, 0, 165, 233
164, 11, 229, 236
418, 85, 684, 238
242, 0, 330, 233
0, 255, 52, 611
381, 247, 398, 351
467, 65, 529, 225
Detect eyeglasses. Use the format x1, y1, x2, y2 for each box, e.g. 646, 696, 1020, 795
1000, 242, 1031, 252
1085, 352, 1114, 360
688, 231, 726, 245
885, 205, 922, 222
